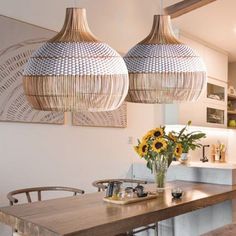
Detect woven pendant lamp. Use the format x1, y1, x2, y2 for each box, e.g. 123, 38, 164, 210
23, 8, 129, 112
124, 15, 207, 104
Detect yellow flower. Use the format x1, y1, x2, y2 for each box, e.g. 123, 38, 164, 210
134, 146, 139, 154
142, 132, 152, 141
134, 142, 148, 157
168, 132, 177, 142
175, 143, 183, 158
149, 128, 164, 138
152, 138, 167, 153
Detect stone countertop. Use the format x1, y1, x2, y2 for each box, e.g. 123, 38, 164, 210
171, 161, 236, 169
132, 161, 236, 185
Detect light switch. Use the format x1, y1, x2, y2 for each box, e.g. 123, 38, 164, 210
128, 136, 133, 145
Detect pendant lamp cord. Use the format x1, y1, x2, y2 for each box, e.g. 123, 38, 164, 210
160, 0, 163, 15
73, 0, 79, 8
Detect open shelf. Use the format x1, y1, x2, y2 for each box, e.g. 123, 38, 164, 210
228, 110, 236, 115
228, 94, 236, 128
228, 94, 236, 101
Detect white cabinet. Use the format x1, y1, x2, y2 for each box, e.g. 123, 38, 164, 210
164, 35, 228, 128
165, 77, 227, 128
207, 77, 226, 105
203, 46, 228, 82
180, 35, 228, 82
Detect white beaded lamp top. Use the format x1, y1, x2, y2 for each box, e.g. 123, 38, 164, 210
124, 44, 206, 73
24, 42, 128, 76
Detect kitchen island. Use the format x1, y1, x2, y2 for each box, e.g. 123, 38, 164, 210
132, 161, 236, 235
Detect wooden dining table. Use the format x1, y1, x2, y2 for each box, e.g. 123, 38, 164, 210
0, 180, 236, 236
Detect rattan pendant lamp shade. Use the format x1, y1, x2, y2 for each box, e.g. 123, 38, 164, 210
124, 15, 207, 104
23, 8, 129, 112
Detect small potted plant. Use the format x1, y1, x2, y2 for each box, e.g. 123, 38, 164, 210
173, 121, 206, 163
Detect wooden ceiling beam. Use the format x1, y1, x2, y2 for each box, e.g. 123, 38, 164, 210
164, 0, 217, 19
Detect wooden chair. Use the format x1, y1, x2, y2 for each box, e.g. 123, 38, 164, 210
92, 179, 157, 236
7, 186, 85, 205
7, 186, 85, 236
201, 223, 236, 236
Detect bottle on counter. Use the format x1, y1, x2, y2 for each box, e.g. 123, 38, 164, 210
211, 144, 216, 162
211, 142, 226, 163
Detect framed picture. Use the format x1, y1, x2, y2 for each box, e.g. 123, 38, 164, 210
72, 103, 127, 128
0, 16, 64, 124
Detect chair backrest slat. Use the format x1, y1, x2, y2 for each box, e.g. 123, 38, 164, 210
7, 186, 85, 205
26, 192, 32, 203
38, 191, 42, 201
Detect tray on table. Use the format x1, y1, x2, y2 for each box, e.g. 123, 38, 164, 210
103, 192, 158, 205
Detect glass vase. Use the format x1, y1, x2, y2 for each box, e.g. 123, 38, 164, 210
153, 155, 168, 192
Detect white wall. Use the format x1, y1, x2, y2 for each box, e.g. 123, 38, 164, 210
0, 0, 178, 54
0, 103, 163, 235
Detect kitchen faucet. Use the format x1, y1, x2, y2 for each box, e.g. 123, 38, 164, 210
200, 145, 210, 162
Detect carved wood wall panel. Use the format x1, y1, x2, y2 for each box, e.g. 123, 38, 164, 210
72, 103, 127, 128
0, 16, 64, 124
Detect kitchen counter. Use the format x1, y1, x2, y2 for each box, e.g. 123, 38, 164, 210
131, 161, 236, 236
173, 161, 236, 169
132, 161, 236, 185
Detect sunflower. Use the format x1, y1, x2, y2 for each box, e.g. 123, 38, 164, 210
149, 128, 164, 138
175, 143, 183, 158
134, 141, 148, 157
142, 132, 152, 142
168, 132, 177, 142
152, 138, 167, 153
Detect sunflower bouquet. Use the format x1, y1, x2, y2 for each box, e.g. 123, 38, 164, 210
134, 121, 206, 171
134, 126, 181, 171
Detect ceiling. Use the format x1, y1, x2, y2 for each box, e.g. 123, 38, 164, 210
169, 0, 236, 62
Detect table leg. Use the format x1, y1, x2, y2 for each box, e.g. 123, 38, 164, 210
155, 222, 159, 236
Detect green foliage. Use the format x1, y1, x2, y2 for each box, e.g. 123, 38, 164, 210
175, 122, 206, 153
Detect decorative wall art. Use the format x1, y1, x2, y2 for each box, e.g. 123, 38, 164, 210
0, 16, 127, 128
72, 103, 127, 128
0, 16, 64, 124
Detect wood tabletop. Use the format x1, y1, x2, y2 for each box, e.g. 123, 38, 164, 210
1, 181, 236, 236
